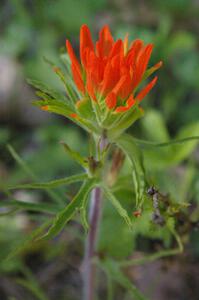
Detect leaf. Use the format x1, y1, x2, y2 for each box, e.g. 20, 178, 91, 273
0, 208, 19, 217
171, 122, 199, 163
29, 77, 76, 120
29, 78, 101, 135
138, 121, 199, 169
141, 109, 170, 142
43, 56, 77, 104
8, 173, 87, 190
114, 134, 146, 208
27, 78, 71, 104
134, 136, 199, 148
108, 106, 144, 139
99, 190, 135, 259
40, 178, 97, 240
118, 226, 183, 267
102, 186, 132, 228
80, 206, 89, 232
60, 142, 88, 169
0, 199, 59, 214
16, 279, 48, 300
101, 259, 149, 300
6, 219, 52, 260
33, 101, 74, 118
6, 144, 64, 205
16, 266, 48, 300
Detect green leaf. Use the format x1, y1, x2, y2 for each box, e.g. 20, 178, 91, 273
138, 121, 199, 169
16, 266, 48, 300
40, 178, 97, 240
8, 173, 87, 190
108, 106, 144, 139
6, 144, 64, 205
134, 136, 199, 148
33, 101, 74, 118
28, 78, 71, 104
141, 109, 170, 142
171, 122, 199, 163
99, 189, 135, 259
0, 199, 59, 214
118, 226, 183, 267
80, 206, 89, 232
29, 77, 76, 119
6, 219, 52, 260
114, 134, 146, 208
101, 259, 149, 300
29, 77, 101, 135
102, 186, 132, 227
16, 279, 48, 300
60, 142, 88, 168
43, 56, 77, 104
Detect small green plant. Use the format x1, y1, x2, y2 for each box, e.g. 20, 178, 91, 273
2, 24, 199, 300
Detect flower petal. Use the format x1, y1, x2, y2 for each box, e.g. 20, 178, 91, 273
71, 63, 85, 93
114, 95, 136, 113
105, 92, 117, 109
109, 39, 123, 59
66, 40, 82, 75
80, 24, 94, 67
86, 72, 97, 101
135, 76, 158, 102
96, 25, 114, 57
132, 43, 153, 89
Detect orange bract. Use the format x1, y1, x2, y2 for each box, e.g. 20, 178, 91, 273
66, 24, 162, 113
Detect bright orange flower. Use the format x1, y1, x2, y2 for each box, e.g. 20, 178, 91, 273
66, 24, 162, 115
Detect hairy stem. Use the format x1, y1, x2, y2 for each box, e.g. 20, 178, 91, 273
83, 134, 107, 300
83, 187, 102, 300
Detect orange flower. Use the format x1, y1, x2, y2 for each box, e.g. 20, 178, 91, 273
66, 24, 162, 114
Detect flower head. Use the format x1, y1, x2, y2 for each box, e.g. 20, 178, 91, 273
33, 25, 162, 137
66, 25, 162, 124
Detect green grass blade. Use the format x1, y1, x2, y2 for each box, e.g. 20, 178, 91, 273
6, 144, 64, 205
134, 136, 199, 148
6, 219, 52, 260
101, 259, 149, 300
8, 173, 88, 190
0, 199, 59, 214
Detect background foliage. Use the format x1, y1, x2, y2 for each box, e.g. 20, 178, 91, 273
0, 1, 199, 299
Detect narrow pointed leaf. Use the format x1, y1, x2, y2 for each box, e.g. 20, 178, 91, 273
61, 142, 88, 168
0, 199, 59, 214
134, 135, 199, 148
102, 186, 132, 227
8, 173, 87, 190
114, 134, 146, 207
102, 259, 149, 300
6, 144, 64, 204
80, 206, 89, 232
27, 78, 70, 104
40, 178, 97, 240
43, 56, 77, 104
6, 219, 52, 260
108, 106, 144, 138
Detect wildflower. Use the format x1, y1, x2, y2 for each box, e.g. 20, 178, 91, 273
66, 24, 162, 121
34, 25, 162, 136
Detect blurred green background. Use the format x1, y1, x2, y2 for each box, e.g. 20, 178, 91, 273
0, 0, 199, 299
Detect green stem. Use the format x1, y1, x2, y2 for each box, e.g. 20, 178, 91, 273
118, 227, 183, 267
83, 134, 107, 300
